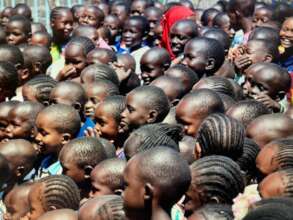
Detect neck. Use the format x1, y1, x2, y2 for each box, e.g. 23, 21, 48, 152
151, 207, 171, 220
240, 17, 252, 33
52, 34, 67, 46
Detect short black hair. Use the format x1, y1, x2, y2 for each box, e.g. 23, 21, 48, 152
201, 8, 220, 26
134, 147, 191, 208
248, 39, 279, 62
0, 27, 6, 44
218, 93, 236, 112
66, 36, 95, 56
196, 113, 245, 160
84, 80, 120, 97
228, 0, 256, 17
13, 101, 44, 124
203, 28, 230, 51
0, 44, 24, 66
60, 137, 107, 168
99, 95, 126, 123
0, 61, 18, 94
32, 31, 52, 48
249, 26, 280, 46
127, 16, 150, 36
190, 155, 244, 205
8, 15, 31, 35
87, 48, 117, 65
14, 3, 31, 19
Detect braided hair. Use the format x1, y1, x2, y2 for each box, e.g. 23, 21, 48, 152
95, 196, 126, 220
190, 155, 245, 205
50, 7, 72, 22
196, 113, 245, 160
273, 137, 293, 170
24, 75, 57, 104
40, 175, 80, 210
190, 204, 234, 220
66, 36, 95, 56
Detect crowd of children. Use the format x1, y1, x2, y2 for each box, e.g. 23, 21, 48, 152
0, 0, 292, 219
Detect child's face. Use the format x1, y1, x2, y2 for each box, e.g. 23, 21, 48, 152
65, 44, 87, 76
94, 103, 119, 140
175, 100, 202, 137
1, 8, 14, 27
120, 92, 151, 133
245, 40, 270, 65
22, 85, 38, 102
140, 56, 164, 85
104, 16, 121, 39
216, 15, 235, 39
51, 11, 73, 40
130, 1, 147, 16
252, 8, 272, 28
35, 113, 64, 155
122, 20, 144, 48
79, 8, 102, 28
89, 166, 115, 198
23, 183, 46, 220
280, 18, 293, 49
6, 21, 29, 45
170, 22, 195, 57
0, 106, 14, 141
111, 5, 128, 22
144, 9, 161, 37
123, 158, 146, 219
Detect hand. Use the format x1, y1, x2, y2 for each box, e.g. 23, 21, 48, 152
111, 62, 132, 82
256, 93, 281, 112
84, 127, 100, 138
56, 64, 77, 81
228, 45, 245, 62
234, 54, 252, 72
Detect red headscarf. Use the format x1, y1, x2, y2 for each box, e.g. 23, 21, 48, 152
160, 6, 195, 60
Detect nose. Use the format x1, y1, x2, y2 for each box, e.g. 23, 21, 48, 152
181, 57, 188, 66
35, 132, 42, 143
171, 36, 179, 44
121, 108, 127, 118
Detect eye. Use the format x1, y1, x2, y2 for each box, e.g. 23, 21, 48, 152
127, 105, 135, 113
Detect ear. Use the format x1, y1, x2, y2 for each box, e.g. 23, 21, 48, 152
171, 99, 180, 107
194, 142, 202, 159
114, 189, 123, 195
83, 165, 93, 179
146, 110, 158, 123
210, 196, 220, 204
276, 91, 286, 101
20, 68, 30, 81
205, 58, 216, 71
61, 133, 72, 145
73, 102, 82, 111
16, 166, 25, 177
264, 54, 273, 63
48, 206, 57, 211
144, 182, 154, 202
33, 62, 42, 73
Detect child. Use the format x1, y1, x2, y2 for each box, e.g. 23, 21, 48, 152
97, 26, 113, 50
5, 101, 44, 140
87, 48, 117, 65
243, 63, 291, 112
140, 47, 171, 85
0, 62, 18, 102
79, 5, 104, 28
213, 12, 235, 39
4, 183, 33, 220
89, 158, 126, 198
31, 22, 47, 34
0, 139, 36, 188
59, 137, 107, 199
6, 15, 31, 45
34, 104, 81, 178
181, 37, 225, 78
279, 17, 293, 72
14, 3, 32, 20
71, 4, 85, 25
185, 156, 244, 217
130, 0, 152, 16
195, 113, 245, 160
144, 7, 163, 46
0, 7, 15, 27
201, 8, 220, 27
120, 85, 170, 134
103, 15, 122, 45
72, 25, 98, 43
123, 147, 191, 220
227, 100, 271, 127
169, 19, 198, 59
110, 2, 129, 22
23, 175, 80, 220
252, 6, 274, 29
83, 80, 119, 119
203, 28, 231, 55
49, 81, 86, 119
176, 89, 224, 137
22, 75, 57, 105
188, 204, 233, 220
30, 31, 52, 49
0, 101, 19, 141
36, 209, 77, 220
249, 26, 280, 46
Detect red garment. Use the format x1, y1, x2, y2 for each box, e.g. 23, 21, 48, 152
160, 6, 195, 60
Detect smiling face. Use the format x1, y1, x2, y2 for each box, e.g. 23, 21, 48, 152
6, 20, 29, 45
122, 19, 144, 48
79, 7, 103, 28
280, 17, 293, 49
51, 10, 73, 41
252, 7, 273, 28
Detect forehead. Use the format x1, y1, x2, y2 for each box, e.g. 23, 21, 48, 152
247, 40, 266, 50
7, 20, 25, 29
141, 52, 161, 65
54, 10, 73, 21
171, 21, 193, 32
184, 41, 207, 56
104, 16, 119, 24
65, 44, 85, 57
125, 19, 143, 29
282, 18, 293, 28
127, 91, 146, 106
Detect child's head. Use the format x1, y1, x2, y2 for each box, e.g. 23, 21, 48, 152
176, 89, 224, 137
30, 31, 52, 48
103, 15, 122, 44
116, 53, 136, 73
202, 28, 230, 54
227, 100, 271, 127
201, 8, 220, 27
213, 12, 235, 39
97, 3, 110, 17
50, 7, 74, 43
79, 5, 104, 28
123, 147, 191, 219
110, 2, 130, 22
50, 81, 87, 115
59, 137, 107, 189
23, 45, 52, 76
0, 26, 7, 44
97, 26, 112, 45
170, 19, 198, 57
4, 183, 33, 220
36, 209, 77, 220
249, 26, 280, 46
182, 37, 225, 77
252, 6, 274, 29
31, 22, 47, 34
6, 15, 31, 45
130, 0, 151, 16
87, 48, 117, 65
94, 95, 126, 141
14, 3, 32, 20
144, 7, 163, 37
84, 80, 119, 118
188, 204, 233, 220
0, 7, 15, 27
246, 114, 293, 148
122, 16, 149, 48
165, 64, 199, 93
0, 139, 36, 185
120, 85, 170, 133
280, 17, 293, 50
0, 61, 18, 101
23, 175, 80, 220
140, 47, 171, 85
0, 101, 19, 140
90, 158, 126, 198
71, 4, 85, 24
72, 25, 99, 43
35, 104, 81, 156
185, 156, 244, 216
22, 75, 57, 105
243, 63, 291, 101
5, 101, 44, 140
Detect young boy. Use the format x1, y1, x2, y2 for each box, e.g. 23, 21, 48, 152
34, 104, 81, 178
176, 89, 225, 137
59, 137, 107, 199
79, 5, 104, 28
140, 47, 171, 85
103, 15, 122, 45
0, 101, 19, 141
123, 147, 191, 220
0, 62, 18, 102
120, 85, 170, 134
86, 48, 117, 65
89, 158, 126, 198
6, 15, 31, 45
30, 31, 52, 49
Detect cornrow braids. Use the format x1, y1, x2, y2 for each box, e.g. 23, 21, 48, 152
67, 36, 95, 56
50, 7, 72, 21
95, 196, 126, 220
192, 204, 234, 220
40, 175, 80, 210
190, 155, 245, 205
24, 75, 57, 104
274, 137, 293, 170
196, 113, 245, 160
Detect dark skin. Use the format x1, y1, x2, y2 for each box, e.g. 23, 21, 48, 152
252, 7, 273, 29
36, 209, 77, 220
87, 49, 115, 65
79, 7, 104, 28
144, 7, 162, 37
1, 7, 15, 27
122, 19, 144, 48
110, 5, 128, 22
279, 17, 293, 55
6, 21, 30, 45
214, 13, 235, 39
0, 104, 16, 141
30, 33, 51, 48
130, 0, 148, 16
103, 15, 122, 44
51, 10, 73, 44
